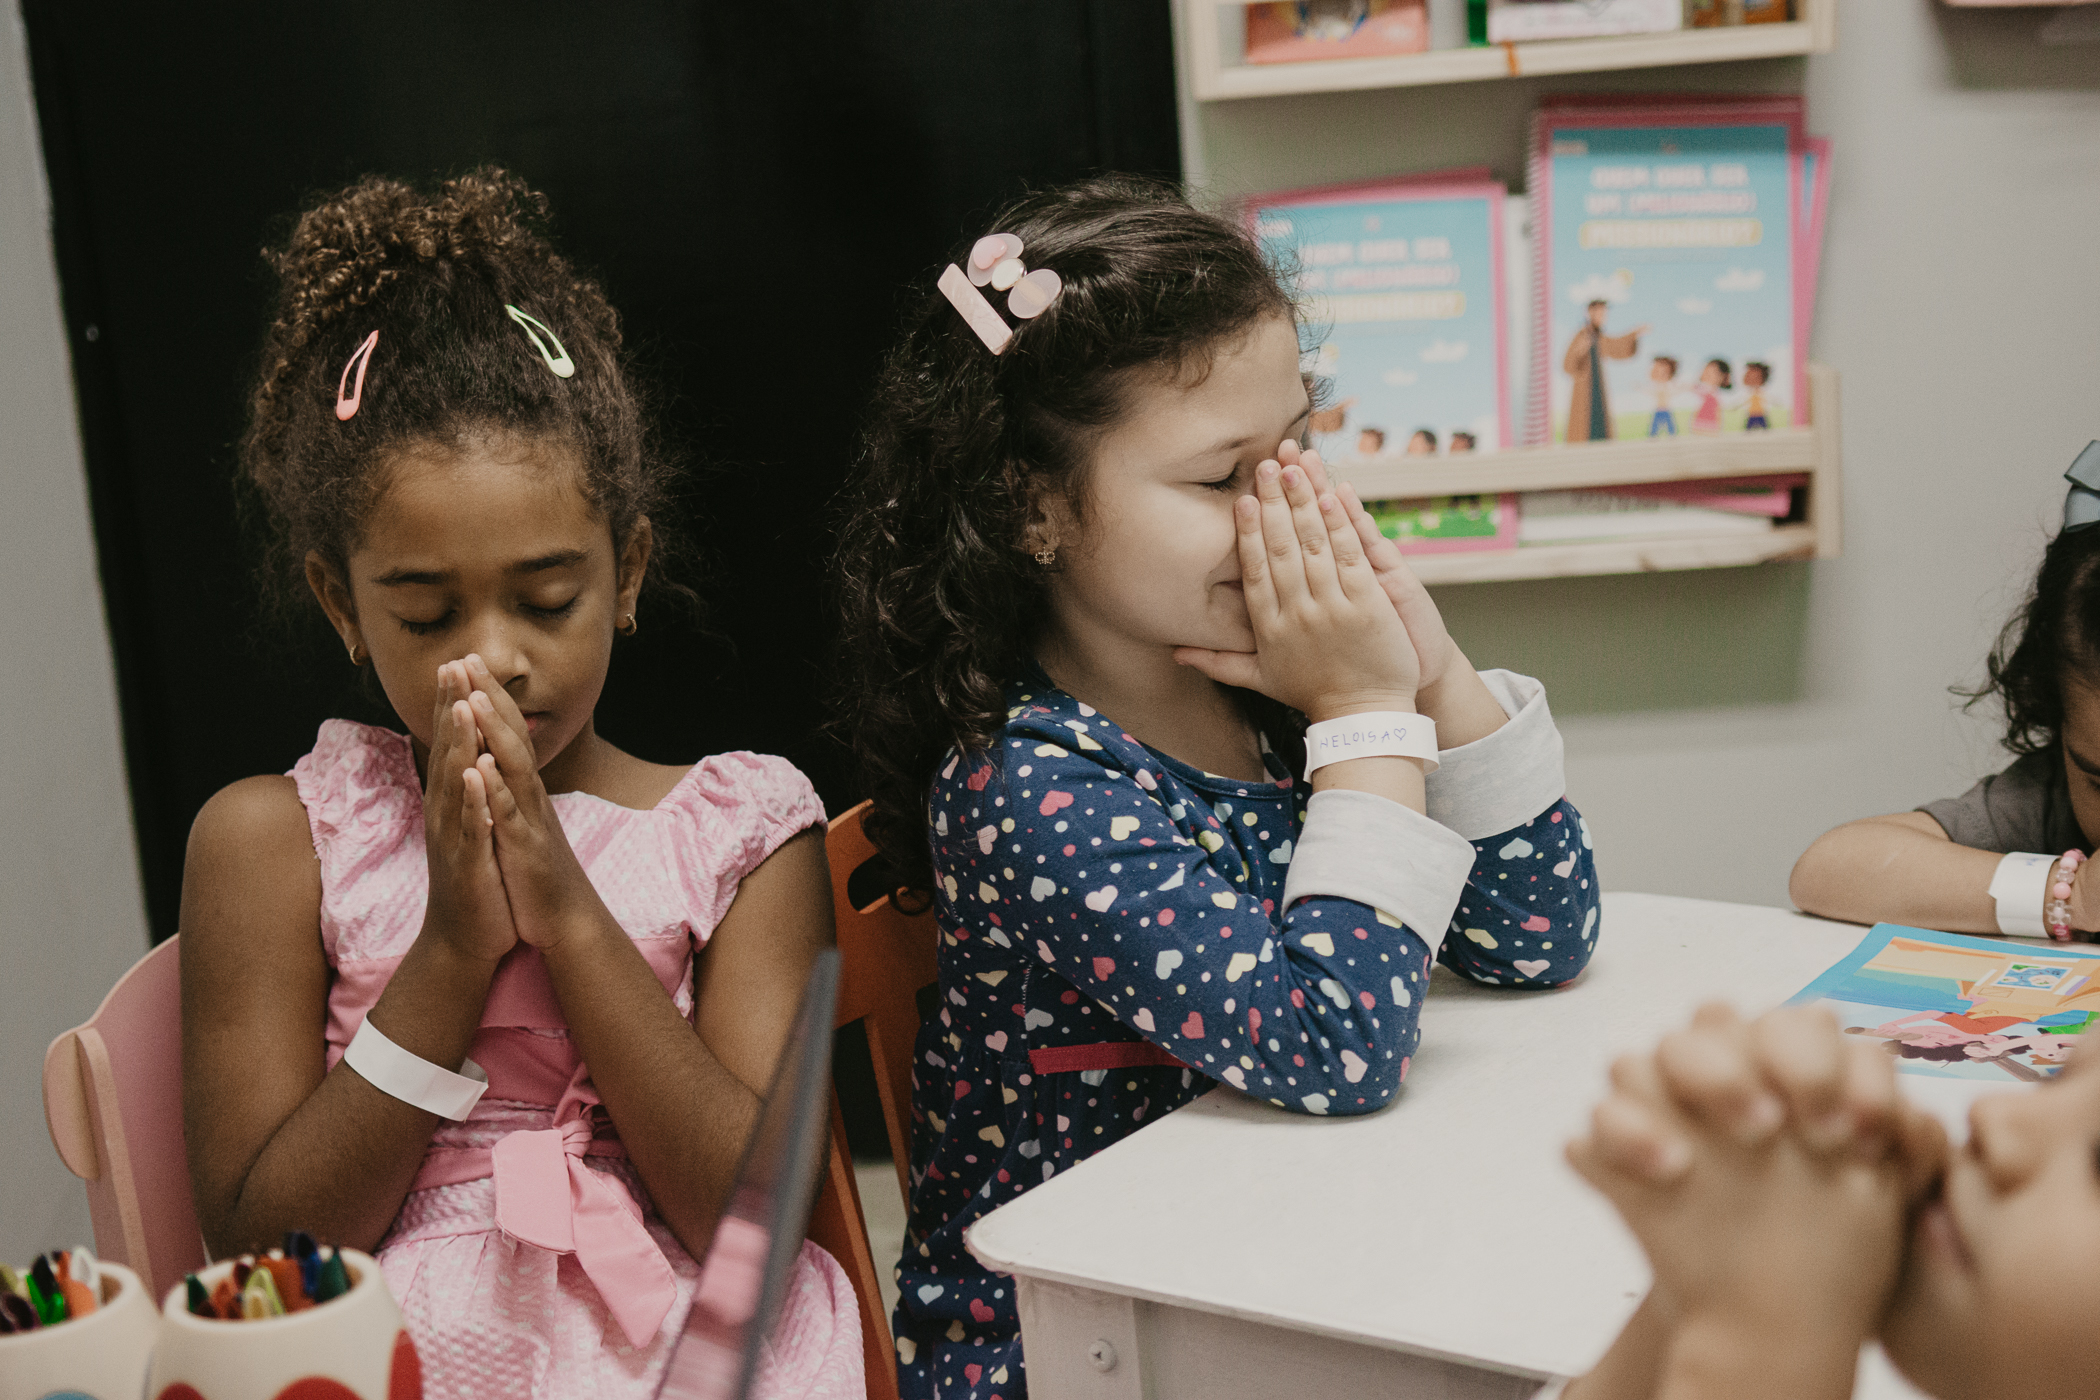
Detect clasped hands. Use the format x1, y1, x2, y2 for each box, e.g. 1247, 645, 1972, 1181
1568, 1005, 1951, 1388
1172, 439, 1467, 722
421, 655, 600, 966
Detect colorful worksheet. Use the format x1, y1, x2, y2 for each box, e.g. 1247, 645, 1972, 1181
1248, 175, 1511, 464
1528, 98, 1804, 445
1788, 924, 2099, 1085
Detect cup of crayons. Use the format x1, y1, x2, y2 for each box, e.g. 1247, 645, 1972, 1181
0, 1248, 159, 1400
150, 1234, 421, 1400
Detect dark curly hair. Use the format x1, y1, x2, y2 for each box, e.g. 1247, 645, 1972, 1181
239, 168, 680, 623
1965, 524, 2100, 754
833, 175, 1299, 898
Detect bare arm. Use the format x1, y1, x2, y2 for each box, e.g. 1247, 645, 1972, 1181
184, 668, 518, 1255
539, 827, 836, 1258
180, 781, 501, 1255
1788, 810, 2005, 932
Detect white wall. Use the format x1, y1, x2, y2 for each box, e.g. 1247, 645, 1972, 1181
1178, 0, 2100, 908
0, 2, 153, 1263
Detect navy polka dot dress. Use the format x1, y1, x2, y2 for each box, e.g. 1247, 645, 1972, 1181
891, 672, 1600, 1399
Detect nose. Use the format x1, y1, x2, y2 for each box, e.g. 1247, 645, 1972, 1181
460, 615, 530, 697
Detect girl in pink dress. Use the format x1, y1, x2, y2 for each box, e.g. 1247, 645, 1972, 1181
179, 170, 862, 1400
1691, 357, 1732, 433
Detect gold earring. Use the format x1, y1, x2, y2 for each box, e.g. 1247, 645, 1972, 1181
1034, 547, 1056, 566
346, 640, 362, 666
618, 612, 638, 636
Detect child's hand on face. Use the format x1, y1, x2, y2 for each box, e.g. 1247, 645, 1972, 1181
422, 661, 520, 967
1172, 460, 1421, 722
1567, 1005, 1944, 1352
454, 654, 603, 954
1279, 440, 1463, 701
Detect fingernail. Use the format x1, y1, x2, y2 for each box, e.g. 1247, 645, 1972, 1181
471, 692, 493, 711
1279, 438, 1298, 454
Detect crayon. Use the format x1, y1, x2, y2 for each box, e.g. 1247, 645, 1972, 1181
28, 1255, 64, 1325
186, 1273, 212, 1317
240, 1264, 285, 1319
209, 1273, 241, 1320
262, 1255, 309, 1311
285, 1231, 320, 1299
0, 1290, 34, 1333
56, 1249, 97, 1319
314, 1248, 350, 1303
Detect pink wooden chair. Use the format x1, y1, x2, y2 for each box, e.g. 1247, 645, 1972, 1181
42, 935, 207, 1303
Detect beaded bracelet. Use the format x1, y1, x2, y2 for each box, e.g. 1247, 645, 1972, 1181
2046, 849, 2085, 943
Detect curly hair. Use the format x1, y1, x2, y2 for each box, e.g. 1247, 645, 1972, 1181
1965, 525, 2100, 754
239, 168, 680, 623
833, 175, 1299, 898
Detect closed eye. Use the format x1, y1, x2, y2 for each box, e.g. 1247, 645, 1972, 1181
1201, 463, 1244, 494
525, 597, 580, 620
400, 612, 452, 636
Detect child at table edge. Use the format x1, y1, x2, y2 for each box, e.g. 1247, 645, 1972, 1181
1547, 1000, 2100, 1399
834, 174, 1603, 1400
1793, 445, 2100, 941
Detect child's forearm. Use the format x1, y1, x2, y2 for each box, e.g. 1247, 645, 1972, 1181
1789, 812, 2004, 932
543, 911, 760, 1261
1564, 1289, 1676, 1400
1657, 1309, 1863, 1400
1414, 650, 1508, 750
206, 934, 498, 1256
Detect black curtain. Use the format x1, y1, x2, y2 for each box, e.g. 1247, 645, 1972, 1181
24, 2, 1180, 943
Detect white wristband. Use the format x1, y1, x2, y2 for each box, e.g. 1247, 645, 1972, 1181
1304, 712, 1439, 775
344, 1016, 490, 1121
1988, 851, 2056, 938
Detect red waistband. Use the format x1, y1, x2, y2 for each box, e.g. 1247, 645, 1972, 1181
1026, 1041, 1190, 1076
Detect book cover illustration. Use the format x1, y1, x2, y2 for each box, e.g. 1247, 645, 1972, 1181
1249, 178, 1510, 465
1366, 493, 1519, 554
1530, 105, 1800, 445
1787, 924, 2100, 1084
1244, 0, 1428, 62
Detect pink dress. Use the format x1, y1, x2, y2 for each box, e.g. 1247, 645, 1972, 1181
294, 720, 864, 1400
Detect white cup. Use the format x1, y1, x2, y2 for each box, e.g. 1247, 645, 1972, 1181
148, 1249, 419, 1400
0, 1260, 158, 1400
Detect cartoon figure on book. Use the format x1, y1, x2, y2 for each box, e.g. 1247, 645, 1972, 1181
1644, 355, 1679, 437
179, 171, 862, 1400
1794, 443, 2100, 945
837, 175, 1599, 1400
1741, 360, 1773, 429
1562, 299, 1647, 441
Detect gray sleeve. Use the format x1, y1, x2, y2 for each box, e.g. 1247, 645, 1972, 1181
1918, 753, 2058, 853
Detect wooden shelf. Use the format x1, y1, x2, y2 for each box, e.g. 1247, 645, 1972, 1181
1177, 0, 1835, 101
1343, 362, 1841, 586
1408, 522, 1816, 584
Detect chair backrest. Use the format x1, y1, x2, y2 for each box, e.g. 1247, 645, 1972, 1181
42, 935, 206, 1304
800, 800, 939, 1400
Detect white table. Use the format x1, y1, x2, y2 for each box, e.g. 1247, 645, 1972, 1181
966, 893, 1939, 1400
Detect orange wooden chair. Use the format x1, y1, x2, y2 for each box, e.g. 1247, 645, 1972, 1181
42, 935, 209, 1304
804, 799, 940, 1400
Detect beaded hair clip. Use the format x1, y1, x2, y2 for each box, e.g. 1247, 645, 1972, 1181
937, 232, 1063, 355
2062, 440, 2100, 533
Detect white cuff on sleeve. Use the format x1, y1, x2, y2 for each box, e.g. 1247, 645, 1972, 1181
1425, 669, 1568, 841
1280, 789, 1476, 958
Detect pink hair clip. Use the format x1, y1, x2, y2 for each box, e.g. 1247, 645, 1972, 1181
334, 330, 378, 421
938, 232, 1064, 355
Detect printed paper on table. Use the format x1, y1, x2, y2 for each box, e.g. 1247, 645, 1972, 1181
1788, 924, 2100, 1086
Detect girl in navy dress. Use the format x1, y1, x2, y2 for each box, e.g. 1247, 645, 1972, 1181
834, 176, 1603, 1400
